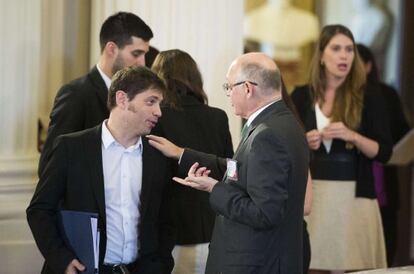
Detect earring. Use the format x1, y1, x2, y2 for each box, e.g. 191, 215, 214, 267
320, 60, 324, 66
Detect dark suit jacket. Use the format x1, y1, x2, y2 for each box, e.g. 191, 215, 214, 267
27, 125, 174, 274
180, 101, 309, 274
39, 66, 109, 176
155, 94, 233, 244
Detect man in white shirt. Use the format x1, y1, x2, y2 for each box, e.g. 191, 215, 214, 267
39, 11, 153, 177
28, 66, 174, 274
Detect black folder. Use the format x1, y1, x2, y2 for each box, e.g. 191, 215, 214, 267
59, 210, 99, 274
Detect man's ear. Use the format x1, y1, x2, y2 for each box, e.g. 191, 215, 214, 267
115, 90, 128, 109
103, 41, 118, 58
245, 82, 255, 98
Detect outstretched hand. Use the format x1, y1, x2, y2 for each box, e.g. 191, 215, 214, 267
173, 162, 217, 193
146, 135, 184, 160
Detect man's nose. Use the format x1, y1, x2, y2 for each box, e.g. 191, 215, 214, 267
154, 104, 162, 117
136, 55, 145, 66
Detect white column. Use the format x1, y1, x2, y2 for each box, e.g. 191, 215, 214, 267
90, 0, 245, 147
38, 0, 65, 128
0, 1, 43, 273
38, 0, 91, 133
0, 1, 41, 204
0, 1, 41, 187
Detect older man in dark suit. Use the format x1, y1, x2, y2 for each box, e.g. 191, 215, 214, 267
148, 52, 309, 274
39, 11, 153, 177
28, 67, 174, 274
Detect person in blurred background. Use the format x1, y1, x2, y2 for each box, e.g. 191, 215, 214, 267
291, 25, 392, 273
152, 49, 233, 274
357, 43, 410, 266
281, 78, 313, 274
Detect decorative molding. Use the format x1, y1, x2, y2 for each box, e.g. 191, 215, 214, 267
0, 155, 38, 199
0, 156, 38, 177
0, 156, 38, 220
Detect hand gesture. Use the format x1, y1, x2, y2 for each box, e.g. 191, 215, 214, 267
173, 162, 217, 192
146, 135, 184, 160
322, 122, 356, 143
306, 129, 322, 150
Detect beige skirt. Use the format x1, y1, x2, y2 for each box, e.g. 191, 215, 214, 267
306, 179, 387, 271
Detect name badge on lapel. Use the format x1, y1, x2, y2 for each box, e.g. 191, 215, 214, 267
226, 159, 238, 181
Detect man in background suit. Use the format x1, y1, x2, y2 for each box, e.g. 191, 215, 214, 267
39, 11, 153, 176
148, 52, 309, 274
27, 67, 174, 274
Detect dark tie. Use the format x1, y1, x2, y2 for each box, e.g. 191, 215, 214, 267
240, 123, 250, 142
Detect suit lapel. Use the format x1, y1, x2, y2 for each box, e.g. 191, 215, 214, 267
234, 126, 253, 156
139, 137, 155, 218
84, 125, 106, 225
233, 101, 286, 157
88, 66, 109, 114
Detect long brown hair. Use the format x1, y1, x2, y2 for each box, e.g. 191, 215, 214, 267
151, 49, 208, 109
309, 24, 365, 130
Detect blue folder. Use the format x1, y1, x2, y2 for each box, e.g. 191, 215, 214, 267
59, 210, 99, 274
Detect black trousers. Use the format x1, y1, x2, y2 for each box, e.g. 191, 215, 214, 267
303, 220, 311, 274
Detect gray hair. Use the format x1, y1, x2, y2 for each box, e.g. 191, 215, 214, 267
239, 63, 281, 95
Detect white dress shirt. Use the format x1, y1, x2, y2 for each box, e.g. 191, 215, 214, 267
96, 63, 112, 90
245, 98, 281, 127
101, 121, 143, 264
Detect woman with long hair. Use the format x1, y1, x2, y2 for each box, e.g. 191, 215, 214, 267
152, 49, 233, 274
291, 25, 392, 273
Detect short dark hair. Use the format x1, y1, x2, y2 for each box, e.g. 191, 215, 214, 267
99, 12, 153, 52
107, 66, 166, 110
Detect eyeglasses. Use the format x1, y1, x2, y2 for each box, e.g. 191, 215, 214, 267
222, 81, 258, 92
